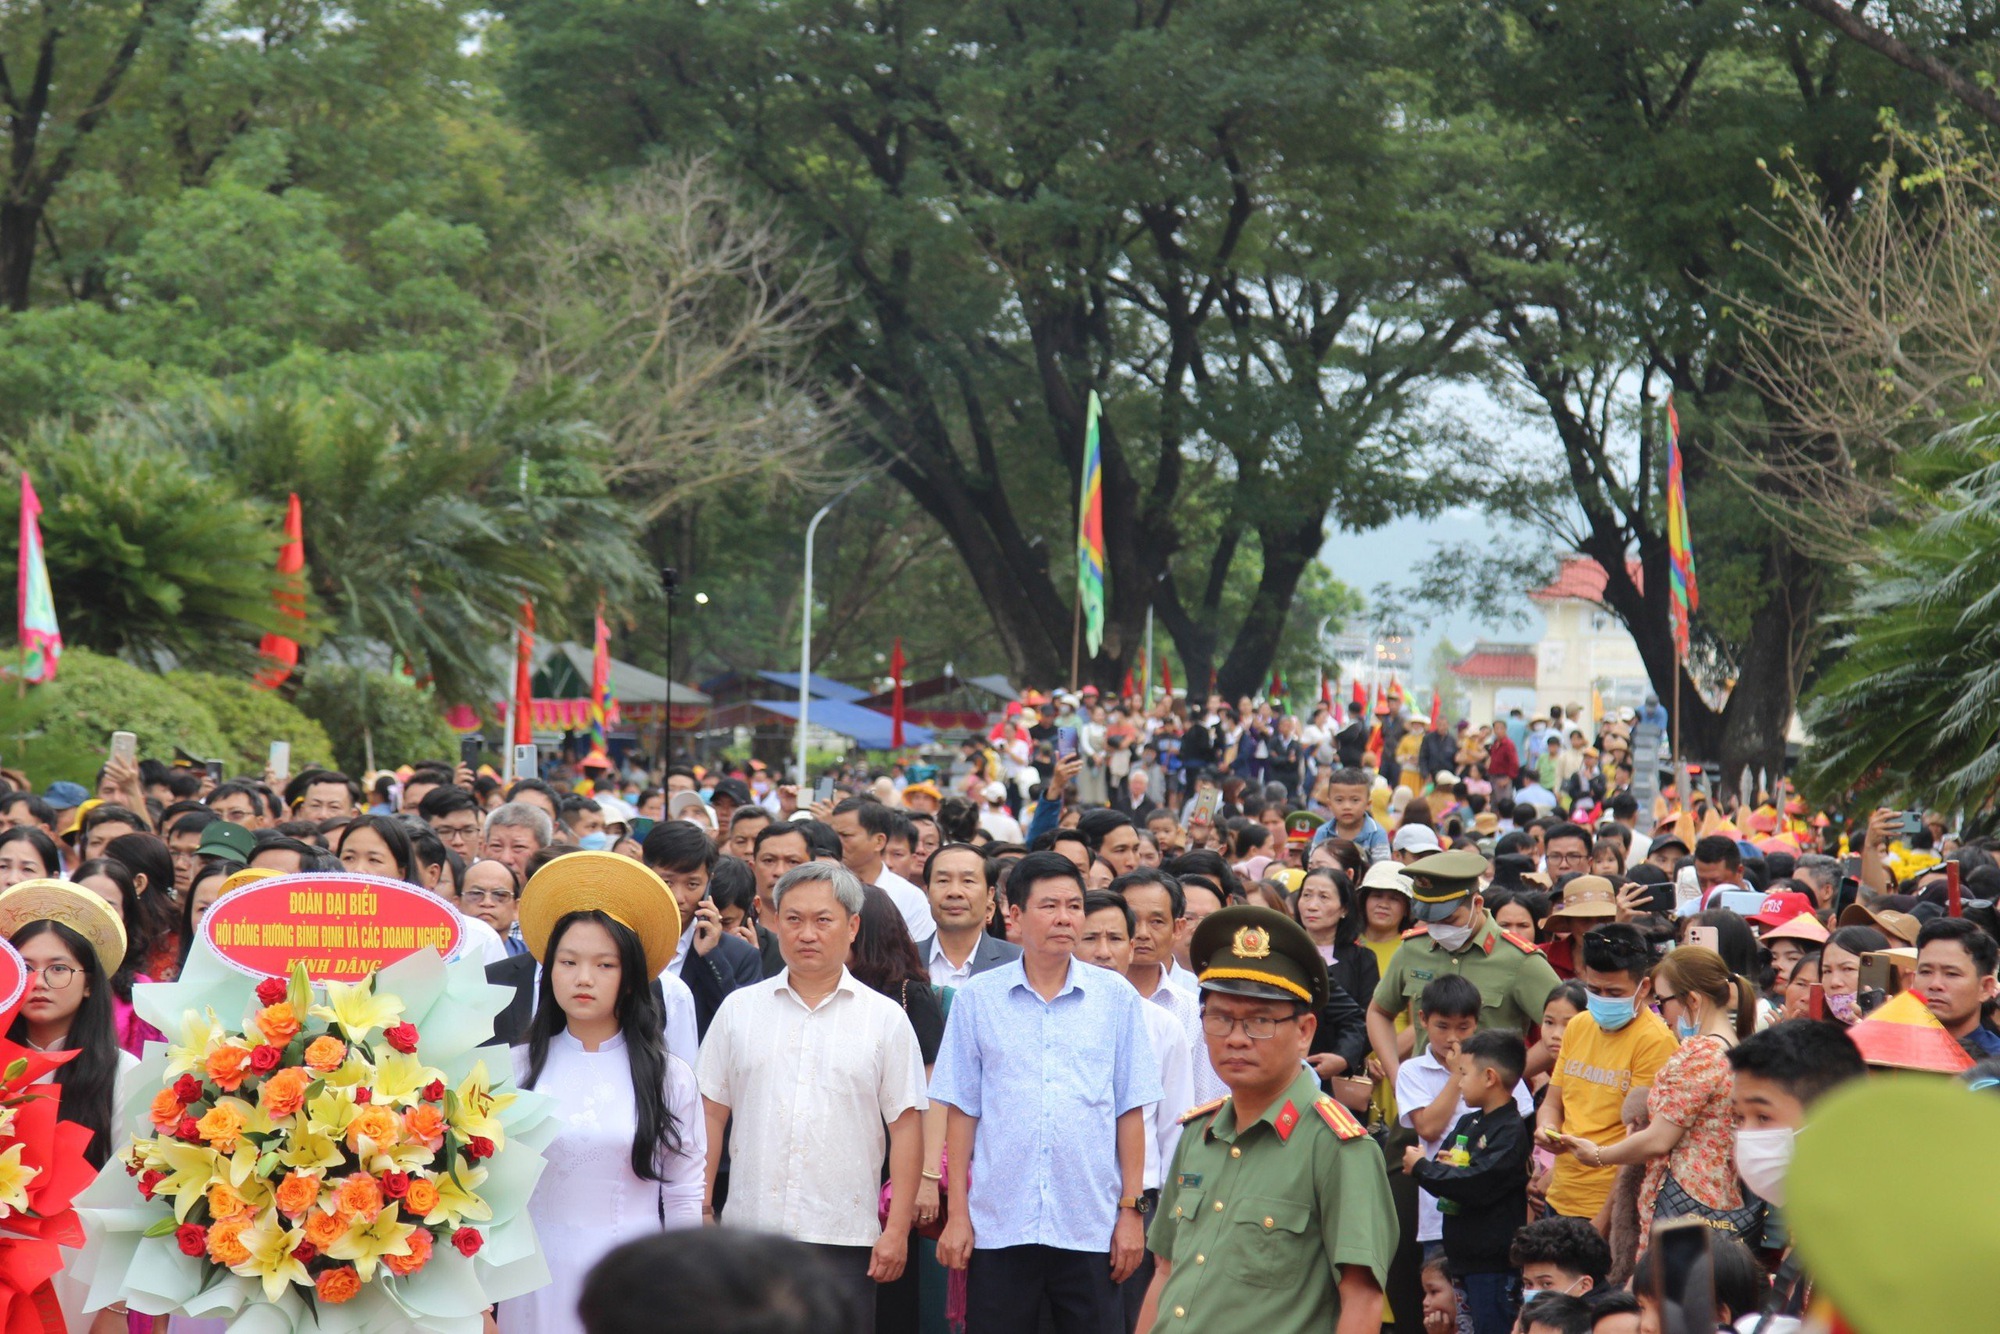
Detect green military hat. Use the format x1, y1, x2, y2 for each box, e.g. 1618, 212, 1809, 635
1284, 810, 1325, 846
1190, 904, 1327, 1011
1403, 848, 1487, 924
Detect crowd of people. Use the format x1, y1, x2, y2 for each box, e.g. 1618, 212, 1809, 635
0, 686, 1987, 1333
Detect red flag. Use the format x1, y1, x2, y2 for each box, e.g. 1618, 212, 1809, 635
1430, 687, 1443, 728
1159, 654, 1173, 697
1352, 678, 1366, 712
1123, 668, 1136, 699
511, 600, 536, 747
254, 493, 305, 689
1321, 674, 1333, 708
890, 636, 906, 749
1269, 669, 1284, 698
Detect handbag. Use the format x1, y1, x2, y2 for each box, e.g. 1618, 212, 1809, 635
880, 1151, 953, 1241
1653, 1169, 1765, 1246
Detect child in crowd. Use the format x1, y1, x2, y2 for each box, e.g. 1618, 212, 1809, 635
1405, 1029, 1534, 1334
1521, 1293, 1595, 1334
1509, 1216, 1612, 1305
1397, 976, 1535, 1259
1418, 1254, 1460, 1334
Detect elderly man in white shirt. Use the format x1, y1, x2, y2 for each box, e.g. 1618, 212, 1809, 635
698, 861, 928, 1325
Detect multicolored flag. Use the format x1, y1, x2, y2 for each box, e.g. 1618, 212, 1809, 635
255, 493, 305, 689
587, 608, 614, 755
16, 474, 59, 684
1666, 396, 1699, 657
511, 600, 535, 747
1076, 391, 1106, 659
889, 636, 906, 749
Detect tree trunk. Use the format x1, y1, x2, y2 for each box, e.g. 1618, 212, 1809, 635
0, 201, 39, 311
1215, 516, 1321, 700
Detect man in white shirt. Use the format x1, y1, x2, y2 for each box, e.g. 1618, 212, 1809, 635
977, 782, 1023, 843
1112, 867, 1225, 1104
916, 842, 1020, 989
831, 797, 937, 939
698, 862, 927, 1325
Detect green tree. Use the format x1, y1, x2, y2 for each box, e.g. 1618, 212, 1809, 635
502, 0, 1478, 697
9, 646, 226, 785
166, 671, 336, 776
293, 662, 460, 775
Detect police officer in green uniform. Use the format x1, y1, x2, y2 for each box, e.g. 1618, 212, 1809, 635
1364, 848, 1560, 1089
1137, 906, 1397, 1334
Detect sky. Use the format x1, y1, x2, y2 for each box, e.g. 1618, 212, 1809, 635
1317, 507, 1548, 690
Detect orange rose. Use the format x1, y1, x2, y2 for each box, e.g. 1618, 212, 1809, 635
205, 1180, 252, 1220
303, 1208, 349, 1250
259, 1067, 312, 1120
205, 1045, 254, 1092
345, 1105, 401, 1154
195, 1102, 247, 1153
401, 1104, 446, 1151
148, 1088, 184, 1130
255, 1002, 301, 1047
382, 1225, 433, 1277
402, 1178, 439, 1219
335, 1173, 384, 1224
303, 1036, 347, 1072
207, 1215, 252, 1267
275, 1172, 320, 1218
315, 1265, 362, 1305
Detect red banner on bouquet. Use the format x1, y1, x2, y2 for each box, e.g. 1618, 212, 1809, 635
202, 873, 464, 982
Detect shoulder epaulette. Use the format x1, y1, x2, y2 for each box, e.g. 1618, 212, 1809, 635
1178, 1096, 1228, 1125
1314, 1096, 1367, 1141
1401, 924, 1430, 939
1498, 930, 1540, 953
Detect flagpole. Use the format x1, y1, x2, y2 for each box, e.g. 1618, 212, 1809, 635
1070, 598, 1082, 694
1142, 605, 1154, 704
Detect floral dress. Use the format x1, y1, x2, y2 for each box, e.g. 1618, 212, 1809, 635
1636, 1033, 1740, 1248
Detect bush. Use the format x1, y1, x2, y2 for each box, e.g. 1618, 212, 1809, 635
165, 672, 337, 778
7, 646, 227, 786
293, 663, 461, 776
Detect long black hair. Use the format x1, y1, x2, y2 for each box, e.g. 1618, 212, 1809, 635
70, 859, 149, 1000
177, 862, 231, 970
9, 920, 119, 1167
1294, 866, 1363, 950
102, 832, 182, 975
337, 815, 419, 883
521, 910, 681, 1180
848, 884, 927, 997
0, 826, 59, 877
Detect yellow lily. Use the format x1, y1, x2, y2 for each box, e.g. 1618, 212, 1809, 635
310, 977, 404, 1044
368, 1049, 441, 1106
428, 1164, 492, 1229
232, 1213, 313, 1303
448, 1062, 515, 1151
305, 1088, 361, 1141
152, 1142, 223, 1222
164, 1008, 224, 1079
277, 1123, 345, 1174
326, 1202, 416, 1281
0, 1143, 39, 1218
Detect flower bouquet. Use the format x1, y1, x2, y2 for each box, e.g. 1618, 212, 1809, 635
0, 1007, 99, 1333
77, 940, 557, 1332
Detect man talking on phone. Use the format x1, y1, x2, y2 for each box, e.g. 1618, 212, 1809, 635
645, 819, 762, 1037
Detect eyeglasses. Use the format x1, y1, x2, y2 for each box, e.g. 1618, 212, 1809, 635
458, 888, 517, 905
435, 824, 480, 843
1200, 1012, 1298, 1041
28, 963, 79, 989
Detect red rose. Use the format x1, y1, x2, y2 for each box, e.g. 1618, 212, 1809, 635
354, 1087, 372, 1105
137, 1171, 164, 1201
250, 1044, 284, 1073
450, 1227, 483, 1258
293, 1241, 318, 1263
175, 1116, 201, 1142
421, 1080, 445, 1103
175, 1223, 207, 1258
383, 1022, 419, 1055
172, 1074, 203, 1104
255, 978, 287, 1006
380, 1171, 410, 1200
463, 1136, 494, 1162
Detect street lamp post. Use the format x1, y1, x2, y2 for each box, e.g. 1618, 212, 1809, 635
661, 567, 679, 769
796, 477, 867, 785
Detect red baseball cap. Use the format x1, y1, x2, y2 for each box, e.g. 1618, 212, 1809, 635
1747, 890, 1816, 930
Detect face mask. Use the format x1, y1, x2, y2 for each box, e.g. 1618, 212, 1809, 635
1675, 1015, 1700, 1041
577, 832, 613, 851
1586, 989, 1637, 1031
751, 779, 771, 796
1521, 1278, 1582, 1306
1428, 920, 1474, 952
1826, 990, 1859, 1024
1734, 1127, 1795, 1205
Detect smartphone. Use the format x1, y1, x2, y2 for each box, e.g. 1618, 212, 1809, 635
1056, 725, 1078, 760
1647, 1218, 1716, 1334
1686, 925, 1720, 954
205, 759, 225, 784
1859, 951, 1905, 1001
1807, 982, 1825, 1020
815, 776, 834, 803
109, 731, 137, 766
512, 743, 539, 780
460, 736, 482, 769
268, 741, 290, 779
1901, 810, 1924, 838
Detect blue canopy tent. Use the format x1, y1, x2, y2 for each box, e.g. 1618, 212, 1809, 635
752, 699, 934, 751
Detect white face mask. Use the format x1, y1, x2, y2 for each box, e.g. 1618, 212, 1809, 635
1428, 920, 1475, 952
1734, 1126, 1795, 1205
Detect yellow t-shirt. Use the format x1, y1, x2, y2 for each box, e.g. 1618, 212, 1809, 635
1365, 934, 1408, 1128
1546, 1010, 1678, 1219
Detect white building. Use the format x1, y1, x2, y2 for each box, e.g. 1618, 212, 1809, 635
1527, 556, 1653, 718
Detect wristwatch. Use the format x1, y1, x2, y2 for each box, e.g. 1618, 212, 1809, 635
1118, 1196, 1142, 1211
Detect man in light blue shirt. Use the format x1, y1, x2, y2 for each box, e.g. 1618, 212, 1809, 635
932, 850, 1162, 1334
